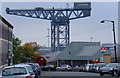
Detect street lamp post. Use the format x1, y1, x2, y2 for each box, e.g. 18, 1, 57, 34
47, 28, 50, 48
7, 26, 11, 66
101, 20, 117, 63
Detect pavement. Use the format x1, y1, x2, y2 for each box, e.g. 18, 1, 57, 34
40, 71, 100, 76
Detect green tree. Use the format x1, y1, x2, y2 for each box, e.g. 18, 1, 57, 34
17, 42, 41, 63
12, 36, 22, 64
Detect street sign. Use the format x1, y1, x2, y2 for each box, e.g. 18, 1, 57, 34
100, 47, 106, 52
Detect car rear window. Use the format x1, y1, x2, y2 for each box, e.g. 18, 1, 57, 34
2, 67, 27, 76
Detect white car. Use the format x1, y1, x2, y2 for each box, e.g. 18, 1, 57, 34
1, 64, 35, 78
84, 64, 93, 71
0, 75, 2, 78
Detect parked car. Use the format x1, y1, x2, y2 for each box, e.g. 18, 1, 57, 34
56, 64, 72, 71
92, 63, 98, 72
112, 64, 120, 77
79, 65, 86, 71
99, 63, 119, 76
84, 64, 93, 72
94, 63, 106, 72
18, 63, 42, 78
1, 64, 35, 78
73, 65, 80, 71
33, 63, 42, 75
42, 65, 56, 71
89, 64, 94, 72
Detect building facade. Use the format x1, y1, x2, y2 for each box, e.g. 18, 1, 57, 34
118, 1, 120, 44
57, 42, 103, 66
118, 2, 120, 58
0, 15, 13, 66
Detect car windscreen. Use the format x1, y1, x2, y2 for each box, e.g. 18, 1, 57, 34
26, 66, 34, 75
105, 63, 118, 67
61, 65, 68, 67
2, 67, 27, 76
28, 64, 36, 70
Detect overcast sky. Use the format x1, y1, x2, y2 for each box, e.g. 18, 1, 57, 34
0, 1, 119, 46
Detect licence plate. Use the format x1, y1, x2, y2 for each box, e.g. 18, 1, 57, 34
102, 71, 107, 72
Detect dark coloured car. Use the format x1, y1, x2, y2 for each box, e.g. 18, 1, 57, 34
42, 65, 56, 71
112, 64, 120, 77
99, 63, 119, 76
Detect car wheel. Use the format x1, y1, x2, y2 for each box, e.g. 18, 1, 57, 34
111, 70, 116, 76
38, 71, 41, 75
48, 68, 50, 71
115, 71, 120, 77
65, 68, 67, 71
114, 71, 117, 76
35, 74, 38, 78
100, 73, 104, 76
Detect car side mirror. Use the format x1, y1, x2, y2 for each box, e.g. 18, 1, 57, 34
29, 72, 34, 75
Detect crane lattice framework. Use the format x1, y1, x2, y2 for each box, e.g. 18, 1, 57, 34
6, 2, 91, 52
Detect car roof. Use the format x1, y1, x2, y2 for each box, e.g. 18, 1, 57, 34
107, 63, 119, 64
18, 63, 39, 65
3, 64, 30, 69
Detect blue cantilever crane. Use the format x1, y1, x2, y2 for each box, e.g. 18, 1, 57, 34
6, 2, 91, 52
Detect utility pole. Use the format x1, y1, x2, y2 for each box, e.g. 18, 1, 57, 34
90, 36, 92, 42
8, 26, 10, 66
101, 20, 117, 63
47, 28, 50, 48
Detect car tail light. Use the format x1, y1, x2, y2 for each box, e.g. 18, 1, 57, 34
26, 76, 32, 78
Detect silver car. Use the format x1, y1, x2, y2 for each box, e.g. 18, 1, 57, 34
1, 64, 35, 78
56, 64, 72, 71
84, 64, 93, 71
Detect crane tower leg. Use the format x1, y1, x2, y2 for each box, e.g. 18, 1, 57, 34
51, 18, 69, 51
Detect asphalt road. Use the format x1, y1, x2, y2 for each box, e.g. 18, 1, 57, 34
38, 71, 117, 78
40, 71, 100, 76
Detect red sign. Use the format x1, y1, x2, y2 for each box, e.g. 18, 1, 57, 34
100, 47, 106, 52
101, 47, 106, 50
